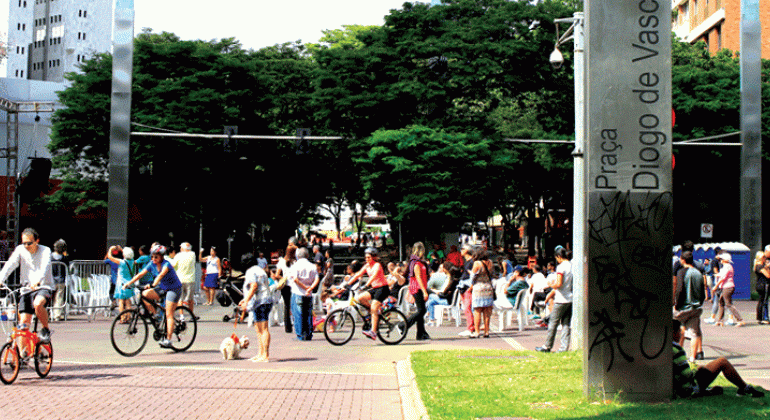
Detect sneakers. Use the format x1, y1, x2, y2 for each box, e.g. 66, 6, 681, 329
704, 318, 716, 324
38, 327, 51, 344
159, 338, 172, 348
726, 319, 737, 326
458, 330, 474, 337
737, 385, 765, 398
362, 330, 377, 341
535, 346, 551, 353
695, 352, 705, 360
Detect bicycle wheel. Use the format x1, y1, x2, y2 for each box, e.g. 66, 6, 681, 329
324, 308, 355, 346
169, 306, 197, 352
34, 342, 53, 378
377, 308, 408, 345
0, 342, 19, 384
111, 309, 149, 357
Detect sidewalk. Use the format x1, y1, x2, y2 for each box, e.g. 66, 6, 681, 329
0, 299, 767, 419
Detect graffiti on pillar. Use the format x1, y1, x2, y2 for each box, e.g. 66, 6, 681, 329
587, 191, 671, 372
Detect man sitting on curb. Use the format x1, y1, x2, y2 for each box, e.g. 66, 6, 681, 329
673, 319, 764, 398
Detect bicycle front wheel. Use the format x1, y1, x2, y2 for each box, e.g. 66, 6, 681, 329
111, 309, 149, 357
324, 308, 355, 346
34, 342, 53, 378
169, 306, 197, 352
377, 308, 408, 345
0, 342, 20, 384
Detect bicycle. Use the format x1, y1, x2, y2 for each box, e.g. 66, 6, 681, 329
0, 287, 53, 385
323, 287, 408, 346
110, 289, 197, 357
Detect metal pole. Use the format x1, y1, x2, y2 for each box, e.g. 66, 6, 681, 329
106, 0, 134, 248
740, 0, 762, 255
570, 11, 585, 351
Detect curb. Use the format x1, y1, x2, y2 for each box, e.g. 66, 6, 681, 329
397, 354, 430, 420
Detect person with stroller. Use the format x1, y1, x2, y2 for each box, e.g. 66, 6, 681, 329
123, 245, 182, 348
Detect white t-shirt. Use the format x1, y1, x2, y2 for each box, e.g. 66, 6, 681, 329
554, 260, 573, 304
529, 272, 548, 293
289, 258, 318, 296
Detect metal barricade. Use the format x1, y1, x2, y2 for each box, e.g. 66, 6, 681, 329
69, 260, 112, 319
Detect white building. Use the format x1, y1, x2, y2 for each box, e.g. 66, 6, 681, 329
6, 0, 112, 82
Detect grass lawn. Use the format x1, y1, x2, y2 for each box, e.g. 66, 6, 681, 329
411, 349, 770, 420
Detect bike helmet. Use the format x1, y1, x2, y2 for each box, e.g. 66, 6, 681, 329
150, 244, 167, 256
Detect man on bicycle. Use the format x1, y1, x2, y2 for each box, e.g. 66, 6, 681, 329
345, 247, 391, 340
0, 228, 54, 343
123, 244, 182, 348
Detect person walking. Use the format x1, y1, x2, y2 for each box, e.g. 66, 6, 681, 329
673, 251, 707, 361
407, 242, 431, 340
173, 242, 198, 319
536, 246, 573, 352
714, 253, 745, 327
754, 249, 770, 324
50, 239, 69, 321
457, 244, 477, 337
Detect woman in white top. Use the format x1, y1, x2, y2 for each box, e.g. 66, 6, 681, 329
199, 246, 221, 306
272, 245, 297, 334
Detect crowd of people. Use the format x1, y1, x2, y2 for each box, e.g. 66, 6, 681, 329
1, 227, 767, 399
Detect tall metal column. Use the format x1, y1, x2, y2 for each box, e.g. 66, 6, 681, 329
740, 0, 762, 254
583, 0, 673, 401
107, 0, 135, 247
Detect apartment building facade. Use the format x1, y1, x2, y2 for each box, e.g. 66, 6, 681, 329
672, 0, 770, 58
6, 0, 112, 82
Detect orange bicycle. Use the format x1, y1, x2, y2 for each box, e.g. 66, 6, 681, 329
0, 287, 53, 384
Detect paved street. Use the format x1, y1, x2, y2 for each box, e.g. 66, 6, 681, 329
0, 300, 768, 419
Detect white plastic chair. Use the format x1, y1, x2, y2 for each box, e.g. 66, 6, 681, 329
434, 289, 461, 327
87, 274, 112, 319
493, 281, 514, 332
68, 274, 90, 314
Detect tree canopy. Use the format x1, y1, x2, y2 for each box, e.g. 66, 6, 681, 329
40, 0, 770, 251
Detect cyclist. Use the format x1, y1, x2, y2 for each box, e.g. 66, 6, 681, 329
345, 247, 390, 340
123, 244, 182, 348
0, 228, 54, 343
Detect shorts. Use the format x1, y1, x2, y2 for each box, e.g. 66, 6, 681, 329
155, 287, 182, 304
18, 289, 52, 314
251, 303, 273, 323
673, 307, 703, 339
179, 283, 194, 303
370, 285, 391, 303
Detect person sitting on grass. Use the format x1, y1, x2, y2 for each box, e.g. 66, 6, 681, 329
672, 319, 764, 398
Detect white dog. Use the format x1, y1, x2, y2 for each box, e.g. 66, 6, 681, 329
219, 334, 250, 360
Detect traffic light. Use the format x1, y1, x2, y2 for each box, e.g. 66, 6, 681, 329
17, 157, 52, 203
223, 126, 238, 153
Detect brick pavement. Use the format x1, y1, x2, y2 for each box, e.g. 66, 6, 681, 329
1, 299, 768, 419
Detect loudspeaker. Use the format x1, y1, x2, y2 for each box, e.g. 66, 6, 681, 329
17, 158, 52, 203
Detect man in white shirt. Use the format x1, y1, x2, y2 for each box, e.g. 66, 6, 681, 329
0, 228, 54, 342
536, 247, 573, 353
289, 248, 319, 341
172, 242, 198, 319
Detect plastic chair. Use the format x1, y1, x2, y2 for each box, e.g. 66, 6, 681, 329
67, 274, 90, 314
434, 289, 461, 327
87, 274, 111, 319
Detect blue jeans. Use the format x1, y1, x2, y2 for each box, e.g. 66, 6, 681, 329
426, 294, 448, 321
291, 294, 313, 340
